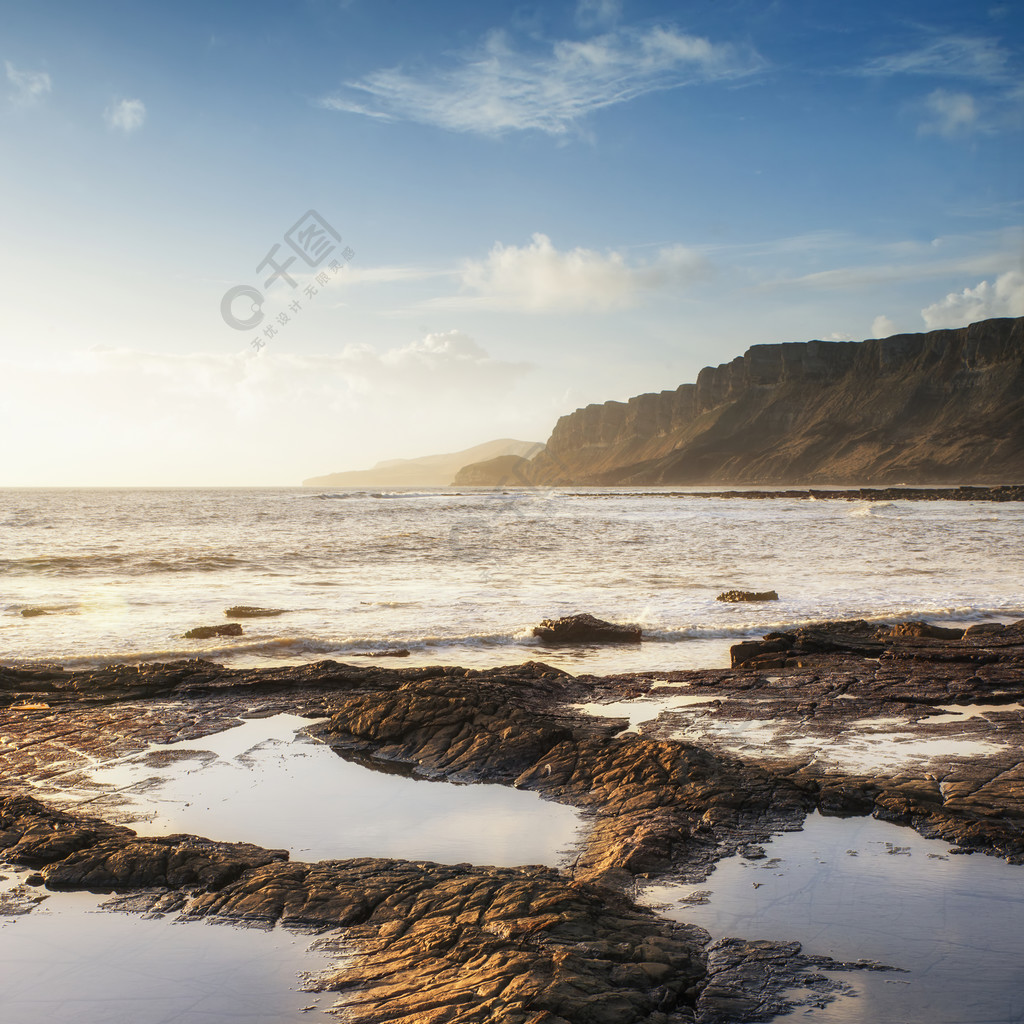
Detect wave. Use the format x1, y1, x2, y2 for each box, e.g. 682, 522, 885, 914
24, 629, 535, 671
849, 501, 899, 518
4, 603, 80, 618
0, 552, 254, 577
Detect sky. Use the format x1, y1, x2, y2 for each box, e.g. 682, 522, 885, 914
1, 0, 1022, 485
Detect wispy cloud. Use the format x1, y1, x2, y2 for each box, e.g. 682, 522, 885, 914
424, 232, 711, 311
762, 227, 1022, 292
918, 88, 982, 137
5, 60, 51, 104
921, 270, 1024, 328
319, 25, 764, 136
575, 0, 622, 30
862, 34, 1011, 82
105, 97, 146, 133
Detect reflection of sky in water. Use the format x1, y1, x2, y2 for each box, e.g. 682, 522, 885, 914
925, 702, 1024, 724
640, 812, 1024, 1024
79, 714, 583, 867
0, 873, 338, 1024
571, 690, 722, 734
587, 693, 1013, 771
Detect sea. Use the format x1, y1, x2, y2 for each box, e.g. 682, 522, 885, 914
3, 486, 1023, 674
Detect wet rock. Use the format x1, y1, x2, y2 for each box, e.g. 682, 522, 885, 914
0, 793, 286, 889
877, 621, 964, 639
20, 607, 48, 617
224, 606, 289, 618
695, 938, 899, 1023
0, 794, 710, 1024
964, 622, 1007, 637
183, 623, 244, 639
716, 590, 779, 603
533, 614, 642, 644
3, 621, 1024, 1019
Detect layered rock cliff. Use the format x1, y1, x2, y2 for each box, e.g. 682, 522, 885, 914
455, 317, 1024, 486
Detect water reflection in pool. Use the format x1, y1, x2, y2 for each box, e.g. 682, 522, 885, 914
639, 812, 1024, 1024
68, 714, 585, 867
0, 870, 339, 1024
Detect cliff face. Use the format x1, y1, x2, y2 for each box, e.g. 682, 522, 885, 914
457, 318, 1024, 486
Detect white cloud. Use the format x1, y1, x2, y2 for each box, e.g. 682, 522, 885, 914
862, 35, 1009, 82
921, 271, 1024, 329
576, 0, 622, 29
319, 25, 763, 136
105, 97, 146, 133
428, 233, 710, 312
871, 315, 897, 338
5, 60, 51, 104
919, 88, 981, 137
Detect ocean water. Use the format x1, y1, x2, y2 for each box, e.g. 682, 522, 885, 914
2, 487, 1023, 674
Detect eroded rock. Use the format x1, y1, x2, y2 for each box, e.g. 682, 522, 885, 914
533, 614, 642, 645
183, 623, 243, 639
716, 591, 779, 604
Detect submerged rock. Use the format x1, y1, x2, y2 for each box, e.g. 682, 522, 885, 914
183, 623, 243, 639
717, 590, 779, 603
533, 613, 642, 644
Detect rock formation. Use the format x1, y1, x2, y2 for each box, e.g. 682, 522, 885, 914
455, 318, 1024, 486
4, 620, 1024, 1021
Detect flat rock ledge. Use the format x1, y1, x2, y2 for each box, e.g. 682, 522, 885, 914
0, 793, 711, 1023
0, 793, 888, 1024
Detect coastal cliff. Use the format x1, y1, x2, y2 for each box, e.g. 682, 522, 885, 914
455, 317, 1024, 485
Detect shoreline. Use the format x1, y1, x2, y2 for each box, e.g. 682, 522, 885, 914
3, 615, 1023, 1022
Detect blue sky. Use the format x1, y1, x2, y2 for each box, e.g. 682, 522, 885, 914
1, 0, 1021, 484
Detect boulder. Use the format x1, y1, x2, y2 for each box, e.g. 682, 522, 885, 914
183, 623, 243, 639
532, 613, 641, 644
717, 590, 779, 603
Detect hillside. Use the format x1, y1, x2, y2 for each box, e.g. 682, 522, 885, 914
303, 439, 544, 488
454, 317, 1024, 486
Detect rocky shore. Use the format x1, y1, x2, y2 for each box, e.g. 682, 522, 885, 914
3, 618, 1023, 1022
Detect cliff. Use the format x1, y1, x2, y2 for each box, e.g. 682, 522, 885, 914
455, 317, 1024, 486
304, 439, 543, 488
